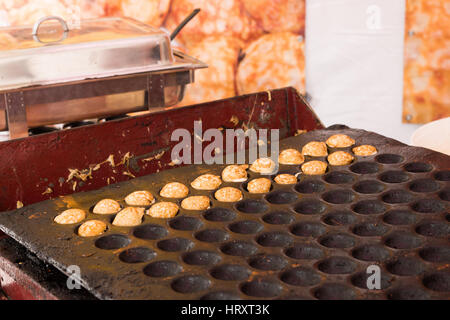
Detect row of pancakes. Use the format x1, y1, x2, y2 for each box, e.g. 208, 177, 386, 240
54, 134, 377, 237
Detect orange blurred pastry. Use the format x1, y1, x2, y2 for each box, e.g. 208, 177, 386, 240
160, 182, 189, 198
125, 191, 155, 206
93, 199, 121, 214
250, 158, 276, 174
147, 202, 179, 219
327, 151, 354, 166
120, 0, 170, 27
222, 165, 248, 182
302, 141, 328, 157
215, 187, 243, 202
112, 207, 144, 227
181, 196, 211, 210
247, 178, 272, 193
301, 161, 328, 175
278, 149, 304, 165
78, 220, 107, 237
54, 209, 86, 225
352, 145, 378, 156
191, 174, 222, 190
274, 174, 298, 185
326, 134, 355, 148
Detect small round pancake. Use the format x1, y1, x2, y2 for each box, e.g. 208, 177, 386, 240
93, 199, 121, 214
326, 134, 355, 148
302, 141, 328, 157
352, 145, 378, 156
327, 151, 355, 166
112, 207, 145, 227
278, 149, 304, 165
215, 187, 243, 202
191, 174, 222, 190
78, 220, 107, 237
54, 209, 86, 225
301, 161, 328, 175
250, 158, 277, 174
125, 191, 155, 206
181, 196, 211, 210
274, 174, 298, 184
160, 182, 189, 198
147, 202, 179, 219
247, 178, 272, 193
222, 165, 248, 182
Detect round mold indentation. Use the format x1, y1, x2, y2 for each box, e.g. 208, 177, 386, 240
350, 162, 379, 174
352, 222, 389, 237
322, 189, 355, 204
423, 272, 450, 292
353, 180, 385, 194
313, 283, 356, 300
235, 199, 268, 214
220, 240, 258, 256
280, 267, 321, 287
419, 246, 450, 263
256, 231, 293, 247
294, 179, 326, 193
404, 162, 433, 173
294, 199, 327, 215
352, 200, 386, 215
171, 275, 211, 293
157, 238, 194, 252
262, 211, 294, 225
412, 199, 445, 213
386, 257, 425, 276
203, 207, 236, 222
119, 247, 156, 263
194, 229, 229, 242
375, 153, 404, 164
133, 224, 168, 240
249, 254, 288, 271
351, 244, 390, 262
95, 234, 131, 250
351, 271, 393, 290
323, 171, 354, 184
382, 189, 414, 204
439, 188, 450, 201
228, 220, 263, 234
240, 279, 282, 298
265, 190, 298, 204
415, 221, 449, 237
169, 216, 203, 231
384, 231, 424, 249
143, 260, 182, 277
387, 286, 431, 300
290, 222, 326, 238
319, 233, 356, 249
323, 211, 357, 226
210, 264, 251, 281
200, 291, 241, 300
182, 250, 222, 266
409, 178, 441, 193
383, 209, 416, 225
284, 243, 324, 260
434, 170, 450, 181
318, 256, 357, 274
378, 170, 410, 183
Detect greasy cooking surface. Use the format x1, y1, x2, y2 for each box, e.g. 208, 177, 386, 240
0, 128, 449, 300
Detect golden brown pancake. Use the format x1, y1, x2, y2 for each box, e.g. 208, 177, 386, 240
302, 141, 328, 157
278, 149, 304, 165
160, 182, 189, 198
78, 220, 107, 237
93, 199, 121, 214
327, 151, 355, 166
125, 191, 155, 206
147, 202, 179, 219
247, 178, 272, 193
112, 207, 145, 227
222, 165, 248, 182
54, 209, 86, 225
215, 187, 243, 202
326, 134, 355, 148
191, 174, 222, 190
301, 161, 328, 175
274, 174, 298, 184
352, 145, 378, 156
250, 158, 276, 174
181, 196, 211, 210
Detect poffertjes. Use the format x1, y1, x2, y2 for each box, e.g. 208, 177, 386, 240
247, 178, 271, 193
125, 191, 155, 206
93, 199, 121, 214
147, 202, 179, 218
78, 220, 107, 237
112, 207, 144, 227
181, 196, 210, 210
301, 161, 328, 175
54, 209, 86, 225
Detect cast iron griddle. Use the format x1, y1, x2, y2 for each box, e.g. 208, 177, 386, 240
0, 128, 448, 300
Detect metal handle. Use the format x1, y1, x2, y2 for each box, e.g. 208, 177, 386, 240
32, 16, 69, 44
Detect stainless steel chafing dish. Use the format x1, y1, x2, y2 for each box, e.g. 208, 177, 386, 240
0, 16, 207, 139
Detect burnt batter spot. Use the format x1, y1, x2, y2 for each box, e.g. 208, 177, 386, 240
352, 200, 386, 215
210, 264, 251, 281
290, 222, 326, 237
412, 199, 445, 213
350, 162, 379, 174
157, 237, 194, 252
404, 162, 433, 173
324, 171, 354, 184
257, 232, 293, 247
203, 207, 236, 222
119, 247, 156, 263
409, 179, 440, 193
265, 191, 298, 204
383, 210, 416, 225
235, 199, 268, 214
169, 216, 203, 231
284, 243, 324, 260
318, 256, 357, 274
352, 244, 390, 261
171, 275, 211, 293
313, 283, 356, 300
379, 170, 410, 183
322, 189, 355, 204
294, 199, 327, 215
386, 257, 425, 276
240, 279, 282, 298
387, 286, 430, 300
384, 231, 423, 249
280, 267, 321, 286
262, 211, 294, 225
220, 240, 258, 256
133, 224, 168, 240
182, 250, 222, 266
95, 234, 131, 250
295, 179, 325, 193
375, 154, 404, 164
423, 272, 450, 292
144, 260, 182, 277
382, 189, 414, 204
353, 180, 385, 194
416, 221, 449, 237
195, 229, 229, 242
352, 222, 389, 236
419, 246, 450, 263
323, 211, 357, 226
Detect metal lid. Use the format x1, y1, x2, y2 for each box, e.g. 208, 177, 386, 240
0, 17, 205, 91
